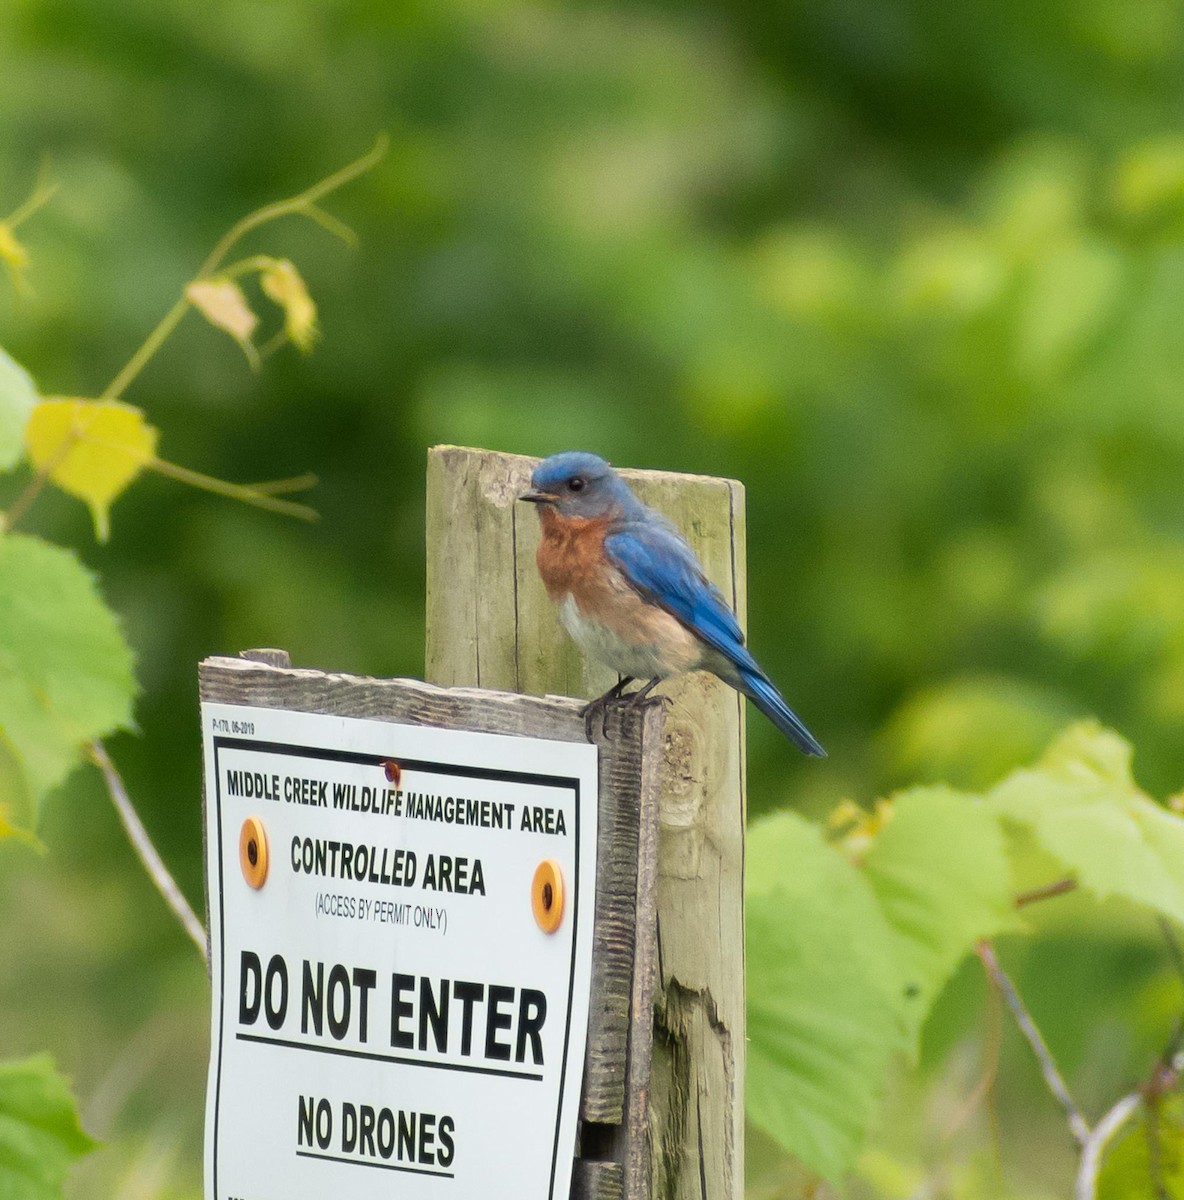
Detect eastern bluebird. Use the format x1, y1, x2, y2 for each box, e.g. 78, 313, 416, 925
519, 451, 825, 756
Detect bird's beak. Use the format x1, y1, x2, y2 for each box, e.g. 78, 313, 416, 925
519, 489, 556, 504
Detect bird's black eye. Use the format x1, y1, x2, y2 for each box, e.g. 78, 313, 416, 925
568, 476, 586, 493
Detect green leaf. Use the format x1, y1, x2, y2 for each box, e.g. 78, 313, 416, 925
0, 533, 135, 830
0, 1055, 96, 1200
1098, 1101, 1184, 1199
747, 811, 907, 1183
1114, 135, 1184, 219
0, 347, 37, 472
1015, 237, 1124, 380
988, 722, 1184, 924
863, 786, 1021, 1052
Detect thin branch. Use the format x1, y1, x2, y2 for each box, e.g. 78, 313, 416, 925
2, 423, 86, 532
1073, 1092, 1142, 1200
100, 296, 191, 401
977, 940, 1090, 1145
2, 465, 53, 531
147, 458, 318, 520
3, 165, 57, 229
1146, 1098, 1169, 1200
304, 203, 358, 246
87, 741, 208, 963
235, 471, 319, 496
257, 328, 291, 362
1015, 877, 1078, 908
195, 134, 386, 279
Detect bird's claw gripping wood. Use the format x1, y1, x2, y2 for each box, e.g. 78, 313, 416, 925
582, 675, 634, 741
626, 677, 662, 711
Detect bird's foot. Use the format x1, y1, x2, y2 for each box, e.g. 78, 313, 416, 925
581, 676, 634, 741
626, 677, 663, 711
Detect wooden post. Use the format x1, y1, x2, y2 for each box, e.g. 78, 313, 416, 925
426, 445, 747, 1200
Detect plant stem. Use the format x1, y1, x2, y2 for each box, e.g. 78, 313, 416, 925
100, 296, 191, 401
977, 940, 1090, 1145
2, 466, 52, 532
2, 425, 84, 532
148, 458, 317, 519
1015, 877, 1078, 908
195, 134, 387, 279
3, 166, 57, 229
1158, 916, 1184, 989
87, 741, 208, 964
1073, 1092, 1142, 1200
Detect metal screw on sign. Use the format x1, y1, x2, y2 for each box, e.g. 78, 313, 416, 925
531, 859, 565, 933
239, 817, 269, 889
381, 760, 402, 787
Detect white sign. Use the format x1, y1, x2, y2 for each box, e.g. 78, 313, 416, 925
201, 702, 597, 1200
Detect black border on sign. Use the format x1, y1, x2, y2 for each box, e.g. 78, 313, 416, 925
208, 731, 584, 1200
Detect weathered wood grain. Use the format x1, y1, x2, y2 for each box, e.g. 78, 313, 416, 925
202, 655, 589, 740
239, 647, 292, 668
425, 446, 746, 1200
571, 1159, 624, 1200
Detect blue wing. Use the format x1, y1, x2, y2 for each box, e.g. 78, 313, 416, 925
604, 520, 749, 665
604, 519, 826, 757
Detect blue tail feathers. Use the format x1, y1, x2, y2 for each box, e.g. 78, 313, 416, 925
740, 669, 827, 757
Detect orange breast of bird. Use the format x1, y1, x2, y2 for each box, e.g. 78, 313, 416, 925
534, 508, 701, 676
535, 508, 615, 606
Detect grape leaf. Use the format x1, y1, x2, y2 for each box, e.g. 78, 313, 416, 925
747, 811, 908, 1183
0, 346, 37, 472
0, 1055, 96, 1200
988, 722, 1184, 924
185, 278, 259, 365
1098, 1101, 1184, 1199
24, 399, 158, 542
0, 532, 135, 829
862, 786, 1021, 1052
261, 258, 318, 351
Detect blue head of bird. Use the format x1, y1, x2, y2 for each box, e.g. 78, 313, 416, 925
519, 451, 640, 521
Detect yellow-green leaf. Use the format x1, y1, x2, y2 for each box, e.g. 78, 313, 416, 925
0, 533, 136, 829
24, 399, 158, 541
747, 812, 907, 1182
0, 1055, 96, 1199
862, 785, 1021, 1053
988, 722, 1184, 924
0, 221, 29, 286
0, 731, 40, 848
185, 278, 260, 363
260, 258, 318, 351
0, 346, 38, 471
1114, 135, 1184, 220
1098, 1100, 1184, 1199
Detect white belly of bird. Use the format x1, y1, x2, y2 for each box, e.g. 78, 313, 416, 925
559, 593, 698, 680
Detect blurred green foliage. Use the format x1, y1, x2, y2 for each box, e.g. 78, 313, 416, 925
2, 0, 1184, 1196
